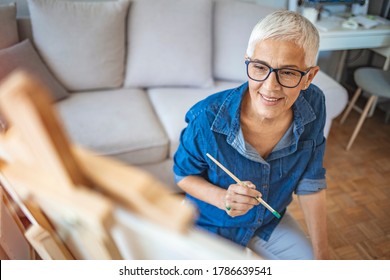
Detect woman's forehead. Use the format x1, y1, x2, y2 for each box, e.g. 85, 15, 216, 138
252, 39, 306, 68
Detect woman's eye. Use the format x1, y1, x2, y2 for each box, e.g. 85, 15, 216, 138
254, 64, 267, 71
280, 70, 299, 76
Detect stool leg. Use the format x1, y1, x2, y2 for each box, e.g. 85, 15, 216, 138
346, 95, 377, 151
340, 88, 362, 125
367, 97, 378, 118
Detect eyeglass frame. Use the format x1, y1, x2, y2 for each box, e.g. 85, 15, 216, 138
245, 58, 312, 88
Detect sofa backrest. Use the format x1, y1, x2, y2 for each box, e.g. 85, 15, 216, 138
123, 0, 214, 88
14, 0, 278, 91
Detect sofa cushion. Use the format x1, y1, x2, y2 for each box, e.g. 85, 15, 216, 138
56, 88, 169, 165
148, 81, 241, 158
124, 0, 213, 88
0, 40, 68, 101
214, 0, 276, 82
312, 71, 348, 137
28, 0, 130, 91
0, 3, 19, 49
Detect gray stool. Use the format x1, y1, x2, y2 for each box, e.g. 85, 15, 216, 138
340, 67, 390, 151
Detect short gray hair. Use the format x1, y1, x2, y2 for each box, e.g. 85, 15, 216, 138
246, 10, 319, 67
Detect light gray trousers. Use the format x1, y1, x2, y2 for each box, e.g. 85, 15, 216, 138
247, 212, 314, 260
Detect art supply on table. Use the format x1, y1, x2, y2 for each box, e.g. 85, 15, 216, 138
206, 153, 281, 219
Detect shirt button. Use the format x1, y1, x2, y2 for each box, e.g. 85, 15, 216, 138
262, 184, 268, 188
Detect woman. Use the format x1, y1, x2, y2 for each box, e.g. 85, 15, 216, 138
173, 10, 329, 260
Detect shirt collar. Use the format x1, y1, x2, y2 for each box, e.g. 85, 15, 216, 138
292, 90, 317, 136
211, 82, 247, 144
211, 83, 317, 144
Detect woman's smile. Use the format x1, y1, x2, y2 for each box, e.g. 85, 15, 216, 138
258, 92, 285, 105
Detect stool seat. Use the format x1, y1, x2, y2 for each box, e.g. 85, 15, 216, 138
340, 67, 390, 151
354, 68, 390, 98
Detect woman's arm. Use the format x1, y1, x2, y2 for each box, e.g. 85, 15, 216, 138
298, 189, 329, 260
178, 175, 226, 210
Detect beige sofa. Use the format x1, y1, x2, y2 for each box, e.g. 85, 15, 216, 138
0, 0, 348, 192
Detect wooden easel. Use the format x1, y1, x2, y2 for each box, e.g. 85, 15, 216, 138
0, 71, 195, 259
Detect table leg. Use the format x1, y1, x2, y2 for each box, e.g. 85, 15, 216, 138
335, 50, 348, 82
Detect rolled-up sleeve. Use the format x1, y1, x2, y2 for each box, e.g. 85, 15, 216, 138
295, 178, 327, 195
295, 121, 327, 195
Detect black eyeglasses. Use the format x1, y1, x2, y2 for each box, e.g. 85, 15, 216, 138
245, 59, 312, 88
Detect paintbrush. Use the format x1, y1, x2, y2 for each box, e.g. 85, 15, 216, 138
206, 153, 281, 219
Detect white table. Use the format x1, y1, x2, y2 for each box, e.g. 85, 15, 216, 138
316, 18, 390, 80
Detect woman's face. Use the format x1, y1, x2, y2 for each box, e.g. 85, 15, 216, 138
246, 39, 319, 122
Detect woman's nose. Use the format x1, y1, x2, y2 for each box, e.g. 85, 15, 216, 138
262, 72, 281, 90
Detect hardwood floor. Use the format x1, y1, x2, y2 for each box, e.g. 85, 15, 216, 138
289, 106, 390, 260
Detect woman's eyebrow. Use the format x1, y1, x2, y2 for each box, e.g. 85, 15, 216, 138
251, 58, 268, 64
281, 64, 300, 69
251, 59, 300, 69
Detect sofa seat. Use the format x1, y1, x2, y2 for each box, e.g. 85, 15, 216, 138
56, 88, 169, 165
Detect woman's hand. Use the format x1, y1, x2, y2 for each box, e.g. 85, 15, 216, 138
224, 181, 262, 217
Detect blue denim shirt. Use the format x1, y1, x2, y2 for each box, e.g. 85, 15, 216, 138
173, 82, 327, 247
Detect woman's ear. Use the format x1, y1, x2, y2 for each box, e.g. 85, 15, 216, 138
307, 66, 320, 83
304, 66, 320, 89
